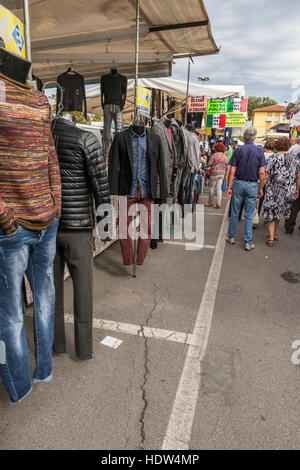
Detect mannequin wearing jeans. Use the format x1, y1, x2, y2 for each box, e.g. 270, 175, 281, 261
0, 68, 61, 404
101, 69, 127, 156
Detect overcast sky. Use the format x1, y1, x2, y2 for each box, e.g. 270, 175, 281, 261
173, 0, 300, 104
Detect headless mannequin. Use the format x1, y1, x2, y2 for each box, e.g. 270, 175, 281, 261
101, 68, 127, 156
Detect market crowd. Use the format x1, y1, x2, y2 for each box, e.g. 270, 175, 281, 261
1, 67, 300, 407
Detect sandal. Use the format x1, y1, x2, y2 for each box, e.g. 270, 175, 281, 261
266, 238, 274, 247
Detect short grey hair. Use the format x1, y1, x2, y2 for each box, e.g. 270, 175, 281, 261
244, 127, 257, 142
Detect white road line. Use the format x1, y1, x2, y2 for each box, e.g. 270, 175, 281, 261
163, 241, 216, 250
204, 212, 225, 216
24, 312, 201, 347
162, 200, 230, 450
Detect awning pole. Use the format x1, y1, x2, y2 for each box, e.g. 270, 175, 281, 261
133, 0, 140, 279
133, 0, 140, 122
23, 0, 33, 81
184, 57, 191, 125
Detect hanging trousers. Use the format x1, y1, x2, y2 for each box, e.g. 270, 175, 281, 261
103, 104, 123, 156
119, 187, 153, 266
54, 230, 94, 360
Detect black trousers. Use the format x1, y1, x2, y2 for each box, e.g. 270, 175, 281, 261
285, 194, 300, 232
54, 230, 94, 359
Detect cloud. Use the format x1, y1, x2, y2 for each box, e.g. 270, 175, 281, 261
173, 0, 300, 103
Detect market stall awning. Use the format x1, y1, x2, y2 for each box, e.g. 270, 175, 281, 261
6, 0, 219, 81
86, 78, 246, 115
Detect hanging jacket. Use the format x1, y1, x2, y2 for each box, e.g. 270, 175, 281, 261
152, 119, 175, 196
52, 118, 110, 230
108, 126, 168, 200
170, 119, 187, 170
57, 71, 87, 118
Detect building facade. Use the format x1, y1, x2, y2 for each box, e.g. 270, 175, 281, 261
252, 105, 288, 137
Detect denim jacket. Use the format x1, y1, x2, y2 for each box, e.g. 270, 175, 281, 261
129, 128, 151, 198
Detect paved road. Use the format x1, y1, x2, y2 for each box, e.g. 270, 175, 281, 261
0, 191, 299, 450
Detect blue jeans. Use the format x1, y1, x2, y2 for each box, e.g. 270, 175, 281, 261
0, 219, 58, 404
228, 180, 258, 245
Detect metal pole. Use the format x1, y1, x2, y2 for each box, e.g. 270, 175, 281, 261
184, 57, 191, 125
133, 0, 140, 123
133, 0, 140, 278
23, 0, 33, 81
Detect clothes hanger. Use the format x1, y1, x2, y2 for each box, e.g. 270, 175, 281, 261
66, 67, 76, 75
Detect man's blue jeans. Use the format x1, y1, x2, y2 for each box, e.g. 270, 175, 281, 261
228, 180, 258, 245
0, 219, 58, 404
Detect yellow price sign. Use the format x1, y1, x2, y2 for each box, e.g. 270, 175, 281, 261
136, 86, 151, 117
0, 4, 26, 58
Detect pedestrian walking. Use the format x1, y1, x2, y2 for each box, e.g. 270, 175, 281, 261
259, 137, 300, 246
205, 143, 228, 209
288, 137, 300, 158
226, 128, 266, 251
258, 138, 277, 216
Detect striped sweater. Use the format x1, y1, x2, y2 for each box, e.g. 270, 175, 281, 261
0, 73, 61, 233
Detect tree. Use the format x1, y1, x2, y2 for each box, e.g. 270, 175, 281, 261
247, 96, 278, 120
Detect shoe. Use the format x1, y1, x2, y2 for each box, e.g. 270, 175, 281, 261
226, 237, 235, 245
205, 202, 213, 207
245, 243, 255, 251
150, 240, 158, 249
215, 204, 221, 209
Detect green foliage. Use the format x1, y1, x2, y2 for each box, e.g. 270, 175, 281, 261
248, 96, 278, 120
69, 111, 91, 125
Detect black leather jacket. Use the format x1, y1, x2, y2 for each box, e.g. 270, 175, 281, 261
52, 118, 110, 230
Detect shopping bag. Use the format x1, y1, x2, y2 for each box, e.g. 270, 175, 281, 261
222, 180, 227, 192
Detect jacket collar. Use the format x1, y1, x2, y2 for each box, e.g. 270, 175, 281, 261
124, 126, 151, 170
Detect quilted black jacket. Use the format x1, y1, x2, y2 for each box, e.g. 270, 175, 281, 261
52, 118, 110, 230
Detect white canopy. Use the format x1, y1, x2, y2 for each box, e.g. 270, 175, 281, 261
6, 0, 219, 81
86, 77, 246, 115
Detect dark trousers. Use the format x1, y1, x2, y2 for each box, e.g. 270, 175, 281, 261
285, 194, 300, 232
54, 230, 94, 359
119, 188, 153, 266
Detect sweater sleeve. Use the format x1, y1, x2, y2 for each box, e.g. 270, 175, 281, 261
0, 199, 18, 233
48, 131, 62, 217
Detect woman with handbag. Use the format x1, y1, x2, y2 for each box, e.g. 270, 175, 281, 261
205, 143, 228, 209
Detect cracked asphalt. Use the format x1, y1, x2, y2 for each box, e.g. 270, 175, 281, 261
0, 194, 299, 450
